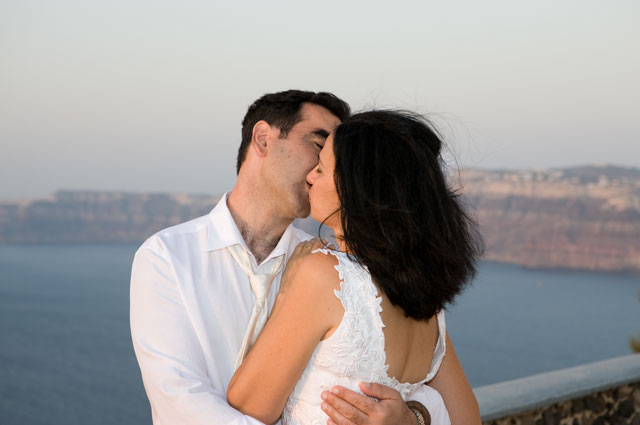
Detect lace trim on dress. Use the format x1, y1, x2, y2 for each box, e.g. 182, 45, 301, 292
282, 249, 448, 425
311, 248, 446, 397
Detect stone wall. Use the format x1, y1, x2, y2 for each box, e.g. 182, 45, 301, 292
475, 355, 640, 425
483, 382, 640, 425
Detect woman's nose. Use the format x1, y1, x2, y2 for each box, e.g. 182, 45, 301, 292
306, 166, 318, 186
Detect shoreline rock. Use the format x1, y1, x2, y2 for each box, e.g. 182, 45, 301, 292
1, 164, 639, 273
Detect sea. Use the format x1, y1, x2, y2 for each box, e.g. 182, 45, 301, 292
1, 244, 639, 425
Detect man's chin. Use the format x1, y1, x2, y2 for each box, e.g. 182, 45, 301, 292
294, 194, 311, 218
296, 204, 311, 219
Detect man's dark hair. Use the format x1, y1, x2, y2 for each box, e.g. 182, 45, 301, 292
331, 110, 484, 320
237, 90, 350, 174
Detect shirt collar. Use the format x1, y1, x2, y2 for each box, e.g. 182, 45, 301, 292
206, 191, 297, 264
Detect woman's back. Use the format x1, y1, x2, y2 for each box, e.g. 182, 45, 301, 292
380, 295, 440, 384
282, 249, 450, 425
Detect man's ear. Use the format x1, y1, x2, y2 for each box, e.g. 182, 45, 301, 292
251, 121, 272, 158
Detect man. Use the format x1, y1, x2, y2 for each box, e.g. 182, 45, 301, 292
130, 90, 457, 425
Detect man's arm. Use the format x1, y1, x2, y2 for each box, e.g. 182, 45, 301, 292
130, 243, 264, 425
319, 383, 424, 425
321, 334, 479, 425
318, 376, 452, 425
322, 332, 480, 425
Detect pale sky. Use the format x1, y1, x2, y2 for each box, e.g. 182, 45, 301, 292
1, 0, 639, 199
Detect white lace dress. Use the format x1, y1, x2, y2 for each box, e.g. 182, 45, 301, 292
282, 249, 450, 425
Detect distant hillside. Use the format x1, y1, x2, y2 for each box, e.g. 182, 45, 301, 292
1, 165, 639, 272
461, 165, 640, 272
0, 191, 219, 243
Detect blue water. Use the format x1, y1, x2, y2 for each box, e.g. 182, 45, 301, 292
1, 244, 639, 425
0, 244, 147, 425
446, 262, 640, 386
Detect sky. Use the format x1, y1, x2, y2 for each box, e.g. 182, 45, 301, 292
1, 0, 639, 200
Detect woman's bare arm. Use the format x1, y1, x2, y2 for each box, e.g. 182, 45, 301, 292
227, 252, 343, 424
428, 333, 481, 425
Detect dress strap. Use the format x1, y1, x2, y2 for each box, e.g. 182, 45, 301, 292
425, 310, 447, 382
311, 248, 346, 287
311, 247, 381, 314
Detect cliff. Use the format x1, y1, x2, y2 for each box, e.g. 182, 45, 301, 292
1, 165, 639, 272
0, 191, 219, 243
461, 165, 640, 273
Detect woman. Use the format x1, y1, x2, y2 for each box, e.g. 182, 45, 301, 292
227, 110, 483, 424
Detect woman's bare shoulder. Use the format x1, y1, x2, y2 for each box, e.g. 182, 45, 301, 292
290, 250, 341, 290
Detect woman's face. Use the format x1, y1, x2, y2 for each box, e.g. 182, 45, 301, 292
306, 133, 341, 230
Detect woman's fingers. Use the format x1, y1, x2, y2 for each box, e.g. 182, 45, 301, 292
309, 238, 326, 249
293, 238, 326, 257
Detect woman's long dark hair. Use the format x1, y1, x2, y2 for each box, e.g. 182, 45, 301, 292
332, 110, 483, 320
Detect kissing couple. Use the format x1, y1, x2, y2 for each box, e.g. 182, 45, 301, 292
131, 90, 483, 425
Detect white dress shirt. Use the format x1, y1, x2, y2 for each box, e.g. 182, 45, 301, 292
131, 192, 308, 425
130, 192, 448, 425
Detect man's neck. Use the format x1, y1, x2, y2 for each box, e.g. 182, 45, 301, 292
227, 189, 292, 264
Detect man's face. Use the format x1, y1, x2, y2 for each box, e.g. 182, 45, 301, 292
306, 133, 341, 228
262, 103, 341, 220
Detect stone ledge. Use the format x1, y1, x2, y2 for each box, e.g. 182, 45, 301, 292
474, 354, 640, 422
483, 383, 640, 425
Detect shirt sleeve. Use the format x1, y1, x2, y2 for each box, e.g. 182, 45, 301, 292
130, 242, 267, 425
409, 385, 451, 425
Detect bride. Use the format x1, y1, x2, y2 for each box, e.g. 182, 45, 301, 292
227, 110, 483, 425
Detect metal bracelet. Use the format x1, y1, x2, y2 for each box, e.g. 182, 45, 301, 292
406, 400, 431, 425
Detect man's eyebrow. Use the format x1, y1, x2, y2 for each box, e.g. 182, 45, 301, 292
310, 129, 330, 139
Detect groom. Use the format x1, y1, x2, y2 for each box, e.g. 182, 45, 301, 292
130, 90, 445, 425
